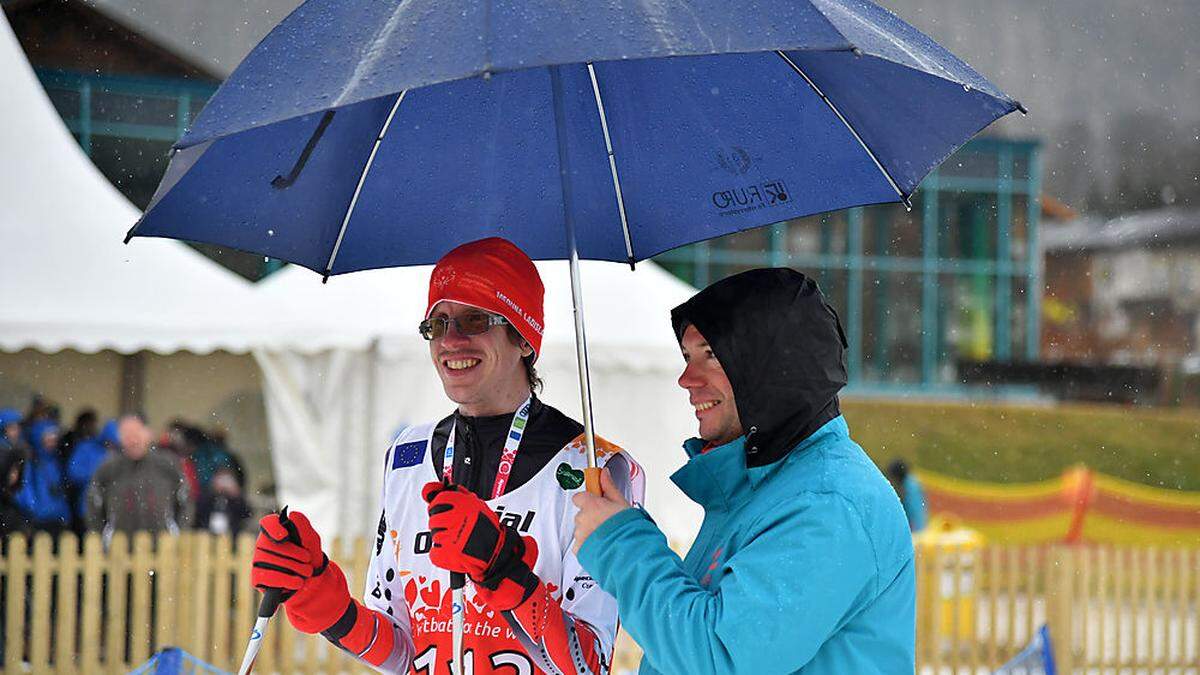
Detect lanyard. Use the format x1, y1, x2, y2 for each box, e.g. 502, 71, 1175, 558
442, 396, 532, 500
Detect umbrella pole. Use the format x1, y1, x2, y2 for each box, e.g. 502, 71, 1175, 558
567, 241, 601, 493
549, 65, 602, 494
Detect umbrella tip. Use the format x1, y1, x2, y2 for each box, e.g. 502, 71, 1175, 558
902, 196, 913, 212
627, 257, 637, 271
122, 228, 135, 245
321, 272, 331, 285
1015, 101, 1029, 115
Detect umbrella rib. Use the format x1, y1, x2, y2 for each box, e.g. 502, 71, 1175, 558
586, 63, 636, 269
775, 50, 911, 208
322, 90, 408, 281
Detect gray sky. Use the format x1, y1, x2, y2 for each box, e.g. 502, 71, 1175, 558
882, 0, 1200, 212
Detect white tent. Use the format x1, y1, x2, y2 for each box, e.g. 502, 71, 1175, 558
0, 15, 263, 355
0, 14, 279, 468
251, 260, 705, 543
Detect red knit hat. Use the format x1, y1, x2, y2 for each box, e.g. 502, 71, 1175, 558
426, 237, 545, 361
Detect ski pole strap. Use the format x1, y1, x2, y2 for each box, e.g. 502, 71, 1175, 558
442, 396, 532, 499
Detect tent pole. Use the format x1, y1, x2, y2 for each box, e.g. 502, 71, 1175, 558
549, 65, 600, 493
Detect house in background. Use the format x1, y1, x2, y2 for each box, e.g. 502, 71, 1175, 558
1043, 207, 1200, 373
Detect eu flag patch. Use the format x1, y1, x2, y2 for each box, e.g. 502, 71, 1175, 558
391, 441, 426, 469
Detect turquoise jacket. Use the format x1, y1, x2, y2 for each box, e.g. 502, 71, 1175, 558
578, 417, 915, 674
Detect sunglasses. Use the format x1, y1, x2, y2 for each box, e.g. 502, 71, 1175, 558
418, 312, 509, 340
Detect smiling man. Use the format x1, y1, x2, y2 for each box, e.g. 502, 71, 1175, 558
572, 268, 915, 674
251, 237, 642, 674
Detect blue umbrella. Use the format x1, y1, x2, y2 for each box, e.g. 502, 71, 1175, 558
127, 0, 1021, 478
129, 5, 1020, 669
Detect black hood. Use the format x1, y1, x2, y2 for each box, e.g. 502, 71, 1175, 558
671, 268, 848, 467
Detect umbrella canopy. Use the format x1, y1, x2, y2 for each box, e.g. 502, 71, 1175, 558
128, 0, 1022, 275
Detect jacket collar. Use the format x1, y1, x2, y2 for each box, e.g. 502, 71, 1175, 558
671, 436, 751, 511
669, 417, 849, 510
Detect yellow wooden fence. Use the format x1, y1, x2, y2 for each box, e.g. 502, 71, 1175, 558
915, 542, 1200, 674
0, 533, 1196, 674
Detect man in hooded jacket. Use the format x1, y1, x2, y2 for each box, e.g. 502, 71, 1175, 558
572, 268, 915, 674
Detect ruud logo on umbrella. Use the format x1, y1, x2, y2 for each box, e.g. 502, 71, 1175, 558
712, 180, 791, 216
712, 146, 789, 216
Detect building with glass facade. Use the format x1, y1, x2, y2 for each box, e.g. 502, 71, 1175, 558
656, 138, 1042, 390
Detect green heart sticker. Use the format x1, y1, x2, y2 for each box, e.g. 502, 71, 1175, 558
556, 462, 585, 490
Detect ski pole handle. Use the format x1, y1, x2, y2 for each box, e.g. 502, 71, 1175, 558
258, 506, 301, 614
237, 507, 299, 675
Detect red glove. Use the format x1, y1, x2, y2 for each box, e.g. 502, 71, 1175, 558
423, 481, 540, 610
251, 510, 351, 634
251, 510, 325, 597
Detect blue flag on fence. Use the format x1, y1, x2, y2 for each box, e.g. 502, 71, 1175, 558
995, 624, 1056, 675
129, 647, 230, 675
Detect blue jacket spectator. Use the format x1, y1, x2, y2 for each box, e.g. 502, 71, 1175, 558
0, 408, 23, 452
16, 420, 71, 530
67, 419, 118, 519
887, 460, 928, 532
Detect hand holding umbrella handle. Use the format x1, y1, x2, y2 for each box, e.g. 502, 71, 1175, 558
584, 467, 602, 495
238, 507, 300, 675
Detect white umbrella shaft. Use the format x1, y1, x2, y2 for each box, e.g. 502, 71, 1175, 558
549, 64, 601, 493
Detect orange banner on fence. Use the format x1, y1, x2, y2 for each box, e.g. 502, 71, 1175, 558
917, 466, 1200, 545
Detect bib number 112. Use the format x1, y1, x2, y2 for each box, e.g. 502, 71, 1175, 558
412, 646, 533, 675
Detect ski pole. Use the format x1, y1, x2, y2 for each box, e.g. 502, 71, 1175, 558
450, 571, 466, 675
237, 507, 299, 675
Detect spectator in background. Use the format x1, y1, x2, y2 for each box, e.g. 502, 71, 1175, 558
195, 466, 250, 536
66, 419, 118, 535
15, 420, 71, 535
188, 425, 238, 493
163, 419, 201, 502
0, 445, 30, 666
0, 445, 30, 541
887, 460, 928, 532
21, 396, 57, 438
59, 409, 98, 534
206, 425, 246, 488
86, 415, 192, 543
58, 409, 97, 462
0, 409, 24, 453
